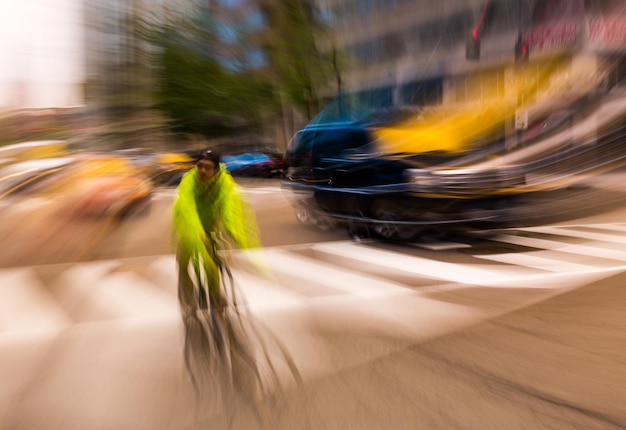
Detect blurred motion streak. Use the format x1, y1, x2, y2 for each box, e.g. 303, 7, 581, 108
369, 51, 626, 197
283, 44, 626, 241
178, 251, 304, 427
375, 55, 607, 164
0, 152, 152, 266
0, 140, 69, 167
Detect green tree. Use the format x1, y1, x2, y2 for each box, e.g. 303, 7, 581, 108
143, 1, 341, 146
147, 8, 275, 139
272, 0, 335, 120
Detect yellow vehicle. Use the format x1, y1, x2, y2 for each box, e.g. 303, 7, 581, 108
0, 140, 69, 166
145, 152, 195, 187
283, 53, 620, 240
0, 153, 153, 219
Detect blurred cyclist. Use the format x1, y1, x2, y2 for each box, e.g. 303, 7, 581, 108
173, 149, 294, 425
173, 147, 261, 314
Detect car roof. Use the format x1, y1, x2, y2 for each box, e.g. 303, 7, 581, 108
299, 122, 365, 131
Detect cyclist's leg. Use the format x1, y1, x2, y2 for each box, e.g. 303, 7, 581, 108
177, 245, 214, 407
176, 246, 196, 316
201, 255, 228, 350
204, 253, 225, 310
197, 285, 208, 310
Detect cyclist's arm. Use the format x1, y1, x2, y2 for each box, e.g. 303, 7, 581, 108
173, 169, 207, 251
220, 177, 261, 250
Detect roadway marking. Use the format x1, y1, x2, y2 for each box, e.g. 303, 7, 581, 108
2, 223, 626, 337
491, 233, 626, 263
153, 185, 284, 199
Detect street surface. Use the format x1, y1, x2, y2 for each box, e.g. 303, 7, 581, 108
1, 174, 626, 429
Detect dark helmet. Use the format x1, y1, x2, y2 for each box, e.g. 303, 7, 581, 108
198, 148, 221, 165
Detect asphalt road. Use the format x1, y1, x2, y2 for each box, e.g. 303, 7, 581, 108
1, 175, 626, 429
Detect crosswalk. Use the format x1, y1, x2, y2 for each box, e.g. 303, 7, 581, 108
154, 184, 285, 198
2, 222, 626, 341
240, 185, 288, 195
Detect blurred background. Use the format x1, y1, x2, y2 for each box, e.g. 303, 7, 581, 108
3, 1, 626, 429
5, 0, 626, 154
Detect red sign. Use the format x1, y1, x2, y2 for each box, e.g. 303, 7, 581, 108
527, 22, 578, 50
589, 18, 626, 47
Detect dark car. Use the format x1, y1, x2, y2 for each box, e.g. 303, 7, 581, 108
283, 87, 626, 242
282, 119, 527, 241
224, 153, 286, 178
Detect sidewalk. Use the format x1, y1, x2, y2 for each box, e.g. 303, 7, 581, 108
263, 271, 626, 430
414, 270, 626, 429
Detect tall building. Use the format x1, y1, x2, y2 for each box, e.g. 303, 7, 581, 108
312, 0, 626, 149
320, 0, 533, 107
82, 0, 195, 148
322, 0, 626, 105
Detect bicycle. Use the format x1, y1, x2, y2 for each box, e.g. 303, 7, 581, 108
178, 232, 303, 427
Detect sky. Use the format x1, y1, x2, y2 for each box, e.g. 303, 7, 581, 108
0, 0, 84, 107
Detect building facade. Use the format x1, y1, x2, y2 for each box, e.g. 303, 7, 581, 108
309, 0, 626, 153
321, 0, 626, 107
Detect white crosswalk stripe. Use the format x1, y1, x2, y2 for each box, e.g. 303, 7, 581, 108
0, 268, 70, 333
602, 223, 626, 233
2, 223, 626, 338
309, 241, 515, 285
524, 225, 626, 245
474, 251, 599, 272
240, 186, 285, 195
489, 232, 626, 262
153, 184, 285, 199
257, 247, 414, 296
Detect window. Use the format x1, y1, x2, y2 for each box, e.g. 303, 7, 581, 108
382, 33, 405, 60
356, 87, 393, 109
243, 9, 267, 31
316, 5, 335, 25
347, 33, 404, 65
246, 49, 267, 69
216, 0, 244, 9
217, 23, 239, 43
401, 79, 443, 106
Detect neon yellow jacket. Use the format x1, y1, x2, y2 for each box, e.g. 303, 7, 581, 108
172, 163, 261, 256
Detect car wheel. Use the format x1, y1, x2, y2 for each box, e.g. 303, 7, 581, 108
295, 202, 312, 224
311, 212, 337, 231
295, 201, 337, 231
371, 200, 419, 241
347, 222, 370, 242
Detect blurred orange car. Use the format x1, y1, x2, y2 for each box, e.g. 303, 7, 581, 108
0, 153, 153, 219
66, 155, 152, 218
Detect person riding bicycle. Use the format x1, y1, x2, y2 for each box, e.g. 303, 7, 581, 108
172, 148, 261, 313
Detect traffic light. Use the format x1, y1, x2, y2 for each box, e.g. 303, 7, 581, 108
466, 30, 480, 61
515, 34, 529, 64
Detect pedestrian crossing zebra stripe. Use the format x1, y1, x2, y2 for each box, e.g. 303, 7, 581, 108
522, 225, 626, 245
474, 251, 612, 272
0, 268, 70, 333
489, 232, 626, 263
244, 246, 418, 297
153, 185, 285, 199
305, 240, 626, 288
594, 223, 626, 233
240, 186, 285, 195
2, 223, 626, 337
307, 241, 513, 286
